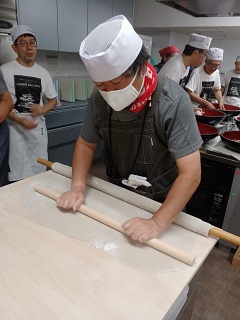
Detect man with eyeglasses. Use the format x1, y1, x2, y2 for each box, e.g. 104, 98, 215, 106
185, 48, 224, 110
159, 33, 212, 88
0, 25, 57, 182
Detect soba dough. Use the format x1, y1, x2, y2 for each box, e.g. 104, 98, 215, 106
11, 171, 197, 273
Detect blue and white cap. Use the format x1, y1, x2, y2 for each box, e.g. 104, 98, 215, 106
207, 48, 224, 61
188, 33, 212, 50
11, 25, 35, 43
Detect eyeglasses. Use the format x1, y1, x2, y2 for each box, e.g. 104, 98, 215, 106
16, 40, 37, 47
206, 60, 221, 68
198, 50, 208, 57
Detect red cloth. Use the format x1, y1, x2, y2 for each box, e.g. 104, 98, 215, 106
159, 45, 180, 57
129, 62, 157, 113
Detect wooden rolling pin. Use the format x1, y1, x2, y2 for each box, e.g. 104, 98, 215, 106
37, 158, 240, 247
34, 184, 196, 266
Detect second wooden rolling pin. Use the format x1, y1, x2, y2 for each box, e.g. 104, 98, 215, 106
34, 184, 196, 266
37, 158, 240, 247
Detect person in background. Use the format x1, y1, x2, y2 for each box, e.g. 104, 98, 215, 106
57, 15, 202, 243
159, 33, 212, 88
185, 48, 224, 110
221, 55, 240, 106
153, 45, 180, 73
0, 25, 57, 182
0, 70, 14, 186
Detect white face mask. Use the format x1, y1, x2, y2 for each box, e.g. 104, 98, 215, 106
98, 70, 144, 111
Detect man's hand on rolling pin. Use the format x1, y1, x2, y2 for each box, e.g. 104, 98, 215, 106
122, 217, 165, 242
56, 189, 85, 212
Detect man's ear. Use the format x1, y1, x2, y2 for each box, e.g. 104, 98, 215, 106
142, 61, 148, 74
12, 44, 18, 54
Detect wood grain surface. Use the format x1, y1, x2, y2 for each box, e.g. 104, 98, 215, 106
0, 172, 217, 320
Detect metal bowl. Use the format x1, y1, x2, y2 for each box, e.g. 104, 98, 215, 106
234, 116, 240, 130
220, 131, 240, 152
195, 109, 226, 126
197, 123, 219, 142
212, 103, 240, 118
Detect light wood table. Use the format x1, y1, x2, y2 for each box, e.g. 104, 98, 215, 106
0, 172, 217, 320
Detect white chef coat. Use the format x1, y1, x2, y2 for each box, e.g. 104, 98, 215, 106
0, 60, 57, 181
221, 69, 240, 105
185, 65, 221, 108
159, 55, 190, 88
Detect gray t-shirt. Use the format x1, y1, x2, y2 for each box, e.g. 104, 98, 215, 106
81, 75, 202, 160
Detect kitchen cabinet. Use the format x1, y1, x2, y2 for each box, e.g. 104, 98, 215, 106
88, 0, 112, 34
16, 0, 58, 50
45, 101, 104, 165
88, 0, 134, 34
113, 0, 134, 25
17, 0, 134, 52
17, 0, 87, 52
58, 0, 88, 52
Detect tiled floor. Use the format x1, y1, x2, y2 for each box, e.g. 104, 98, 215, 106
192, 247, 240, 320
90, 158, 240, 320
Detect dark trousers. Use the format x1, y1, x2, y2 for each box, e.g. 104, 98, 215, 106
0, 121, 9, 187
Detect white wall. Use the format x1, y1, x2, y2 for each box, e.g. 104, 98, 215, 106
35, 51, 88, 78
210, 40, 240, 73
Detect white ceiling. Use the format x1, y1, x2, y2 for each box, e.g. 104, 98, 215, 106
138, 26, 240, 41
135, 0, 240, 41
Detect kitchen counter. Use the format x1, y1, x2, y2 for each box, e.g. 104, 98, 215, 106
199, 122, 240, 168
45, 100, 103, 165
0, 171, 217, 320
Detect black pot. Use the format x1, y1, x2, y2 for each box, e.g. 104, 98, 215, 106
220, 131, 240, 152
197, 123, 219, 142
195, 109, 226, 126
212, 103, 240, 118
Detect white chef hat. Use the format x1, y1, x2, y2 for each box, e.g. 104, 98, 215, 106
79, 15, 143, 82
188, 33, 212, 50
11, 25, 36, 43
207, 48, 224, 60
236, 56, 240, 62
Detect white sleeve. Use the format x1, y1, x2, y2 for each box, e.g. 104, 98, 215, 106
160, 66, 181, 83
43, 71, 57, 99
214, 71, 221, 90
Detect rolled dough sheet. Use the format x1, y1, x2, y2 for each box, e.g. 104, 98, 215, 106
10, 171, 197, 273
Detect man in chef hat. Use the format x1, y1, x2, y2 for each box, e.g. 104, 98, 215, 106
221, 55, 240, 105
153, 45, 180, 73
57, 15, 202, 243
185, 47, 224, 110
0, 24, 57, 183
159, 33, 212, 88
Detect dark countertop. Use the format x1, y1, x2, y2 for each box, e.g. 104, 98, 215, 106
200, 148, 240, 168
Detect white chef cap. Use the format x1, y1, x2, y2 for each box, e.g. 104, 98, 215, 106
207, 48, 224, 61
79, 15, 143, 82
188, 33, 212, 50
11, 25, 35, 43
236, 56, 240, 62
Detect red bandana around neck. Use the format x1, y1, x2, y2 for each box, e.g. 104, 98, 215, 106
129, 62, 157, 113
